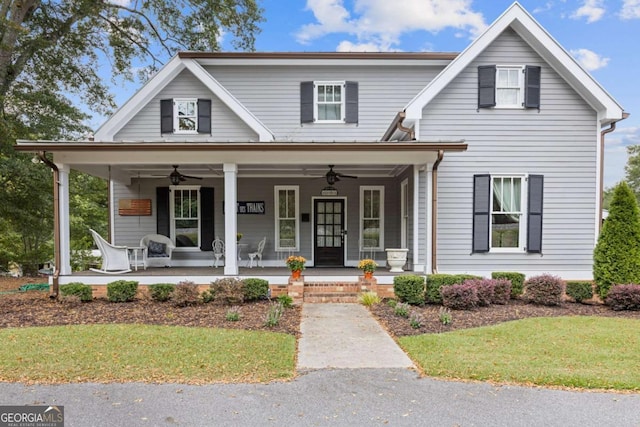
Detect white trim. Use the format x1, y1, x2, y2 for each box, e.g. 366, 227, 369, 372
494, 65, 525, 109
488, 174, 527, 253
169, 185, 202, 251
595, 112, 604, 244
313, 81, 346, 123
311, 196, 348, 266
403, 2, 624, 125
274, 186, 300, 251
58, 165, 72, 275
223, 163, 238, 275
359, 185, 385, 251
181, 59, 274, 141
401, 178, 409, 249
172, 98, 198, 134
419, 166, 429, 273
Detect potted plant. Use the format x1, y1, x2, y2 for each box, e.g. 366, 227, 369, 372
358, 259, 378, 279
286, 255, 306, 279
236, 233, 243, 242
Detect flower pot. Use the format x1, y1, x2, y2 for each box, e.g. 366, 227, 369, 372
385, 248, 409, 272
363, 271, 373, 280
291, 269, 302, 280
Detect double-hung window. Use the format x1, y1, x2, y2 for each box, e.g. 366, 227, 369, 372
360, 186, 384, 251
478, 65, 541, 109
496, 66, 524, 108
171, 186, 200, 249
275, 186, 299, 251
174, 98, 198, 133
316, 82, 344, 122
491, 176, 524, 250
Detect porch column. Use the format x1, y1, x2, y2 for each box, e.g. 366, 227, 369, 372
57, 164, 72, 275
223, 163, 239, 275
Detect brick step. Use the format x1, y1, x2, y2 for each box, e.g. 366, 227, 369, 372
303, 293, 360, 303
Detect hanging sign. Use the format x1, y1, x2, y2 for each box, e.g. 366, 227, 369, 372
224, 201, 266, 214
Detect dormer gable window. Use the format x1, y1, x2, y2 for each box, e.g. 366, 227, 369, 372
300, 81, 358, 124
160, 98, 212, 135
478, 65, 541, 110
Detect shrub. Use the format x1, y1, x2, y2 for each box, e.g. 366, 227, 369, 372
59, 282, 92, 302
409, 312, 424, 329
358, 291, 381, 307
394, 302, 410, 318
209, 278, 245, 305
438, 307, 452, 325
264, 302, 284, 327
171, 281, 201, 307
524, 274, 564, 306
243, 278, 269, 301
426, 274, 482, 304
463, 279, 494, 307
276, 294, 293, 308
565, 281, 594, 303
58, 294, 82, 306
393, 275, 425, 305
491, 279, 512, 305
148, 283, 175, 302
107, 280, 138, 302
225, 306, 241, 321
441, 283, 479, 310
491, 272, 525, 298
605, 284, 640, 311
386, 299, 398, 308
594, 182, 640, 299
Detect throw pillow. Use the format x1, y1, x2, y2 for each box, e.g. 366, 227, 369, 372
148, 240, 167, 255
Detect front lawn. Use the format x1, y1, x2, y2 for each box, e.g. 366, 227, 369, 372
399, 316, 639, 391
0, 324, 296, 384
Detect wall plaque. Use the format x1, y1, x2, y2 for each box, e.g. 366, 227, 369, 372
118, 199, 152, 216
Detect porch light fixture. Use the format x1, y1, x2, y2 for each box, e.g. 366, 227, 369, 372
169, 170, 181, 185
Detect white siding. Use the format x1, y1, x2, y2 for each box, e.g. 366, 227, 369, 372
423, 29, 598, 279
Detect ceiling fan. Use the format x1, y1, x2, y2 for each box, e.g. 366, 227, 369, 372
167, 165, 203, 185
324, 165, 357, 186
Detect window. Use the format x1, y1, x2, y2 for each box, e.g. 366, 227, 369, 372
275, 186, 299, 251
300, 81, 358, 124
477, 65, 541, 109
160, 98, 212, 134
360, 186, 384, 250
171, 186, 200, 249
174, 99, 198, 133
491, 176, 524, 250
472, 174, 544, 254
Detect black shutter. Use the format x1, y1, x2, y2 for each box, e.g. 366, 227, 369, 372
478, 65, 496, 108
160, 99, 173, 133
527, 175, 544, 253
524, 66, 541, 109
156, 187, 170, 237
300, 81, 314, 123
200, 187, 214, 251
472, 174, 491, 253
345, 81, 358, 123
197, 99, 212, 134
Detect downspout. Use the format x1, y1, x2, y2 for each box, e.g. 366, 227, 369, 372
599, 113, 629, 232
37, 151, 60, 299
397, 112, 416, 140
431, 150, 444, 273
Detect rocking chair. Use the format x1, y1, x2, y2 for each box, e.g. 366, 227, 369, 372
89, 229, 132, 274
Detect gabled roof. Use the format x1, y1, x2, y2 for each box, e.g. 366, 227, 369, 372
403, 1, 625, 126
94, 56, 275, 142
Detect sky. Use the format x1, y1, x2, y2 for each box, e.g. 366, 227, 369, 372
104, 0, 640, 188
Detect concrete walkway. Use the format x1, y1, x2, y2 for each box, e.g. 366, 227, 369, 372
297, 303, 415, 370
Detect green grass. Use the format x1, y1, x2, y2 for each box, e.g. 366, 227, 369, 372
399, 316, 640, 391
0, 325, 296, 384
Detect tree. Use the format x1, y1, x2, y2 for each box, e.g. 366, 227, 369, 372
593, 182, 640, 298
624, 145, 640, 204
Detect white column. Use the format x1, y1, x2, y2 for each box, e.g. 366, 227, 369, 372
223, 163, 238, 275
57, 164, 72, 275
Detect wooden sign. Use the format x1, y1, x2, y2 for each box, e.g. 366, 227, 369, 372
223, 201, 266, 214
118, 199, 152, 216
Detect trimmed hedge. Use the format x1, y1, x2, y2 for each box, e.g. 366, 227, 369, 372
425, 274, 482, 304
605, 284, 640, 311
106, 280, 138, 302
209, 277, 245, 305
60, 282, 92, 302
491, 271, 525, 298
393, 275, 425, 305
148, 283, 175, 302
565, 281, 594, 303
243, 278, 269, 301
171, 281, 201, 307
463, 279, 494, 307
524, 274, 564, 306
491, 279, 512, 305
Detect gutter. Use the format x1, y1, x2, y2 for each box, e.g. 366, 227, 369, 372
431, 150, 445, 273
37, 151, 60, 299
380, 112, 415, 141
599, 112, 630, 232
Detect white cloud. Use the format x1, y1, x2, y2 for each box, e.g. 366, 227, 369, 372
570, 48, 609, 71
620, 0, 640, 19
571, 0, 605, 23
336, 40, 398, 52
296, 0, 487, 50
109, 0, 132, 6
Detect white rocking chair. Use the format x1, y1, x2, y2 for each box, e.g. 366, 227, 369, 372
212, 237, 225, 268
248, 237, 266, 268
89, 229, 131, 274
